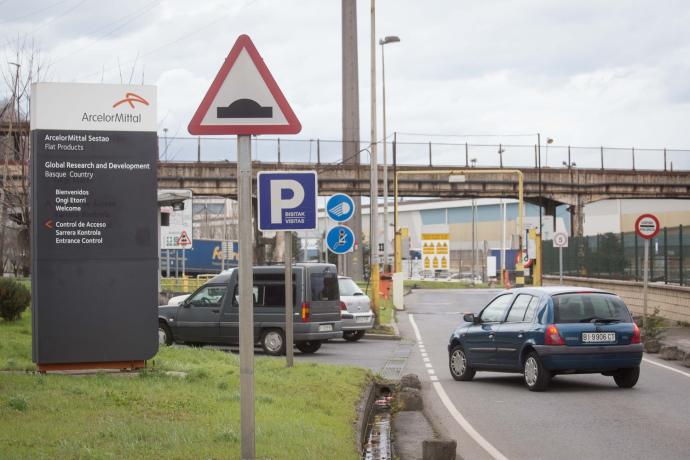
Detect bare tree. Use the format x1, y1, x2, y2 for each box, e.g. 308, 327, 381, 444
1, 37, 48, 276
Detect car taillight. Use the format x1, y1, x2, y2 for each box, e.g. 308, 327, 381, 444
632, 322, 641, 344
340, 301, 347, 311
545, 324, 565, 346
301, 302, 311, 322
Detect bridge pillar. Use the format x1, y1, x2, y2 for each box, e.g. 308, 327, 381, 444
544, 200, 558, 235
569, 199, 585, 237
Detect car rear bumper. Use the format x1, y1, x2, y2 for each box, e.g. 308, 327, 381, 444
341, 313, 374, 331
535, 344, 643, 370
294, 322, 343, 341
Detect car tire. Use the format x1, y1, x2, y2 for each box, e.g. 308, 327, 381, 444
613, 366, 640, 388
295, 340, 322, 354
523, 351, 550, 391
260, 329, 286, 356
158, 322, 173, 346
343, 330, 366, 342
449, 345, 475, 381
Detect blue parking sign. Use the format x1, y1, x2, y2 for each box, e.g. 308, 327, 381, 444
326, 225, 355, 254
257, 172, 318, 231
326, 193, 355, 223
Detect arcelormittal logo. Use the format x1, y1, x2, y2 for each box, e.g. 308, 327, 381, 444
113, 93, 149, 109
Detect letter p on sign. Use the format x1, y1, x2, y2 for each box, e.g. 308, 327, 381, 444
270, 180, 304, 224
257, 171, 318, 232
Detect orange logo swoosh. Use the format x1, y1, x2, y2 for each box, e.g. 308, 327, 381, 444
113, 92, 149, 109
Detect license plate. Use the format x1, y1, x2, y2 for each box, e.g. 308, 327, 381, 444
318, 324, 333, 332
356, 316, 370, 323
582, 332, 616, 343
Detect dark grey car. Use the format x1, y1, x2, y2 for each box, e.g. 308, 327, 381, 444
158, 263, 343, 355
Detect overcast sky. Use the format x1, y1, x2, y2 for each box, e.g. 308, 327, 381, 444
2, 0, 690, 165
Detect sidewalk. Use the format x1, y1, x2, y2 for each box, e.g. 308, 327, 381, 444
654, 327, 690, 365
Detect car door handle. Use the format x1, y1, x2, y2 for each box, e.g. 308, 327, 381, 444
212, 309, 220, 313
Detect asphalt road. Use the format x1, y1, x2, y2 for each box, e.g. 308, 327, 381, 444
203, 337, 401, 373
399, 289, 690, 460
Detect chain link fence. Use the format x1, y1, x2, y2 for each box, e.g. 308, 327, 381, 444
543, 226, 690, 286
157, 136, 690, 171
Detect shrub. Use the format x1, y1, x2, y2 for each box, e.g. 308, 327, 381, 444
0, 278, 31, 322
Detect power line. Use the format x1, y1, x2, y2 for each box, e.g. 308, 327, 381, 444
30, 0, 91, 35
73, 0, 259, 82
51, 0, 161, 65
0, 0, 71, 25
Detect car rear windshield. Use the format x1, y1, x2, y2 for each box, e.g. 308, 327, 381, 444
553, 293, 632, 323
310, 271, 339, 301
338, 278, 363, 296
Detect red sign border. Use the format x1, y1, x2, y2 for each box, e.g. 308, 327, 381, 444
635, 213, 660, 240
188, 34, 301, 135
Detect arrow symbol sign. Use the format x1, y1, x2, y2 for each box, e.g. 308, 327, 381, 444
44, 219, 54, 229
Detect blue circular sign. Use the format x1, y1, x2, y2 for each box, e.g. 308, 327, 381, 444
326, 193, 355, 223
326, 225, 355, 254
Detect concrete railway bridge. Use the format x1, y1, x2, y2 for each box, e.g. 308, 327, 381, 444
157, 161, 690, 236
3, 160, 687, 236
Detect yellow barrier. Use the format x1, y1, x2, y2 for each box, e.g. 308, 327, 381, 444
160, 277, 207, 293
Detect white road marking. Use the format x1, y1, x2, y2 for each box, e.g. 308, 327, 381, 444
421, 352, 428, 358
428, 369, 436, 375
423, 357, 430, 363
643, 357, 690, 378
425, 363, 433, 368
409, 313, 509, 460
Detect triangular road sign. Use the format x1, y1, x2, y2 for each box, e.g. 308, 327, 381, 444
188, 34, 301, 135
177, 230, 192, 246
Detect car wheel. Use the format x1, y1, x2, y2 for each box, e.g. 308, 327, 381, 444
260, 329, 285, 356
343, 330, 365, 342
449, 345, 475, 381
158, 322, 173, 346
523, 351, 550, 391
613, 366, 640, 388
295, 340, 322, 354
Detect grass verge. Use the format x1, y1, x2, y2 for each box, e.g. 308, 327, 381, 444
0, 313, 370, 460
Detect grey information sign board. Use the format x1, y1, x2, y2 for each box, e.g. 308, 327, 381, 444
30, 83, 158, 366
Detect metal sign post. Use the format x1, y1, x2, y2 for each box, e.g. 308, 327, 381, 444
285, 231, 294, 367
553, 232, 569, 285
635, 213, 660, 336
559, 247, 563, 285
237, 135, 255, 459
188, 35, 302, 460
642, 237, 650, 333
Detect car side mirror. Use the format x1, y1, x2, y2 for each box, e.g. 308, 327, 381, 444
463, 313, 479, 324
182, 301, 192, 308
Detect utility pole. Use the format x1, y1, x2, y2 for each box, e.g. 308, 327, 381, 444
369, 0, 380, 314
342, 0, 363, 280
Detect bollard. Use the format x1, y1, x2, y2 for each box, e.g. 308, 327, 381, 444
423, 439, 457, 460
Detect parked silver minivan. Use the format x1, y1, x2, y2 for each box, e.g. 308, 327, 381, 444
158, 263, 343, 355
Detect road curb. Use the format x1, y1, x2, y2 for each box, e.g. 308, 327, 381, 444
366, 333, 402, 341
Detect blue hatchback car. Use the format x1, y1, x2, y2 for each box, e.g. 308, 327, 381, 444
448, 287, 643, 391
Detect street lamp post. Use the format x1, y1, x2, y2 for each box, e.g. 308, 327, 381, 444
380, 35, 400, 273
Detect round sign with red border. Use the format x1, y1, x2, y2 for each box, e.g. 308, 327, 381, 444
635, 214, 660, 240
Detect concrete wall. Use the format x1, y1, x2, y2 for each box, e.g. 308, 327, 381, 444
543, 275, 690, 324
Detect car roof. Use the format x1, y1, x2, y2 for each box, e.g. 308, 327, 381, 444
206, 263, 337, 284
506, 286, 615, 296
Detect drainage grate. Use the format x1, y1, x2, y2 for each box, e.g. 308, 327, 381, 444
379, 341, 414, 381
